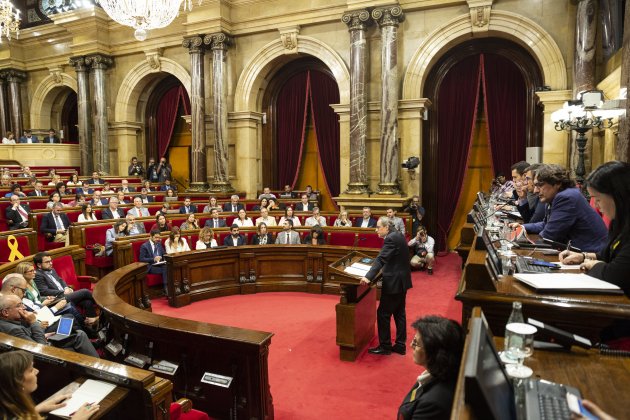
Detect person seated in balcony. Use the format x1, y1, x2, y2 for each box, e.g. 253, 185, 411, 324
251, 222, 273, 245
2, 131, 16, 144
5, 194, 31, 230
233, 209, 254, 227
333, 210, 352, 227
278, 206, 301, 227
196, 227, 217, 250
18, 129, 39, 143
42, 128, 60, 144
303, 226, 326, 245
150, 214, 172, 233
105, 220, 129, 256
355, 206, 377, 228
165, 226, 190, 254
77, 203, 98, 223
180, 213, 200, 231
408, 227, 435, 275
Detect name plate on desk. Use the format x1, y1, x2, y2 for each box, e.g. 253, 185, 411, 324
149, 360, 179, 375
201, 372, 233, 388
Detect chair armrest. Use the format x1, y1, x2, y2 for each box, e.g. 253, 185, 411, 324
77, 275, 99, 284
174, 398, 193, 413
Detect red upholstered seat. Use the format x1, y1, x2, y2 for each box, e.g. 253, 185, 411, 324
34, 213, 65, 251
28, 200, 50, 210
357, 232, 383, 249
0, 219, 8, 231
328, 215, 338, 226
225, 216, 236, 226
245, 202, 256, 211
51, 254, 94, 290
65, 210, 81, 223
84, 224, 114, 269
0, 235, 30, 264
327, 231, 356, 247
169, 401, 210, 420
131, 239, 162, 287
217, 231, 230, 245
243, 231, 256, 244
142, 221, 153, 233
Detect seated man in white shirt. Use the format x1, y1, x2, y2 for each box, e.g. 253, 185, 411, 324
304, 207, 327, 227
255, 207, 277, 226
354, 206, 377, 228
408, 227, 435, 274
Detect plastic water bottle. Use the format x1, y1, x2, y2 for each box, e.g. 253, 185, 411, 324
504, 301, 524, 359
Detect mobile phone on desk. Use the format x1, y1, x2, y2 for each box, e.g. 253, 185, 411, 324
530, 259, 560, 269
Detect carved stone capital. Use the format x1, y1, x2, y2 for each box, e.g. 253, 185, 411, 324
372, 5, 404, 28
145, 49, 164, 71
342, 9, 371, 31
278, 26, 300, 54
204, 32, 232, 51
69, 56, 88, 72
2, 69, 27, 83
182, 35, 205, 53
84, 54, 113, 70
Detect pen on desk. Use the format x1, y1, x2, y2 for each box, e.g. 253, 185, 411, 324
566, 240, 572, 254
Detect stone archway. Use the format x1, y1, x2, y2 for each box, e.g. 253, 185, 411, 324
402, 10, 567, 98
30, 73, 78, 130
112, 57, 191, 174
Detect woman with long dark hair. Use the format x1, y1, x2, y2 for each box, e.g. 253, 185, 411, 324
560, 161, 630, 295
0, 350, 98, 419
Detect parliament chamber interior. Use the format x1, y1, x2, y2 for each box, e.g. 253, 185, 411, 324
0, 0, 629, 419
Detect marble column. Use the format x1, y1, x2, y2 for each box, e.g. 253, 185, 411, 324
342, 10, 371, 195
617, 0, 630, 162
600, 0, 622, 60
572, 0, 597, 182
0, 74, 8, 137
5, 70, 26, 137
183, 35, 208, 192
85, 54, 113, 175
69, 56, 93, 174
205, 32, 234, 193
372, 6, 404, 195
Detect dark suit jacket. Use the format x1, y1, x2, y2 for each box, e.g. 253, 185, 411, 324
590, 234, 630, 296
397, 379, 456, 420
40, 212, 71, 240
223, 234, 246, 246
204, 218, 227, 228
101, 207, 126, 219
18, 136, 39, 143
223, 203, 245, 213
128, 164, 144, 176
42, 135, 60, 143
88, 179, 104, 185
139, 240, 166, 266
303, 234, 326, 245
34, 268, 68, 297
28, 190, 46, 197
524, 188, 608, 252
354, 217, 377, 228
365, 231, 412, 294
0, 319, 47, 344
75, 187, 94, 195
90, 198, 109, 206
252, 233, 273, 245
5, 203, 31, 230
516, 196, 546, 224
179, 205, 198, 214
296, 203, 314, 212
142, 196, 155, 203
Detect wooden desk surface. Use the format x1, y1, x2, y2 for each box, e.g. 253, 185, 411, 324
457, 234, 630, 342
451, 338, 630, 419
44, 377, 129, 420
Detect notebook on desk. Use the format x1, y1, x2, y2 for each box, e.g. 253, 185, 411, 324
514, 273, 623, 294
464, 316, 584, 420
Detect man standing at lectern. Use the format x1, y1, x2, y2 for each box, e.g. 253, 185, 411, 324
360, 216, 412, 356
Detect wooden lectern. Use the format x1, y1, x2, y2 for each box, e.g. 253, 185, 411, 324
329, 251, 379, 362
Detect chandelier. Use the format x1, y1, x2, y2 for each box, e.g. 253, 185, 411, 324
551, 90, 625, 191
98, 0, 202, 41
0, 0, 20, 43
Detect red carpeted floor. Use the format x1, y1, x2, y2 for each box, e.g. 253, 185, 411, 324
152, 252, 463, 419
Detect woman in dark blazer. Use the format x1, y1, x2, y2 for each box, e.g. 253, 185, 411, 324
303, 226, 326, 245
398, 316, 464, 420
251, 222, 273, 245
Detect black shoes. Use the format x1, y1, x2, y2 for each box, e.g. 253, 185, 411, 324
428, 268, 433, 275
368, 346, 392, 355
392, 345, 406, 355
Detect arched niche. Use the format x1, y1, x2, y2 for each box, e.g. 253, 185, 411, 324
29, 73, 78, 130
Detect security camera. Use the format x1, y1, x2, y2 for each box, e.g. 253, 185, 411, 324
402, 157, 420, 170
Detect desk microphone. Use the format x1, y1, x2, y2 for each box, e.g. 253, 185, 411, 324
490, 238, 520, 249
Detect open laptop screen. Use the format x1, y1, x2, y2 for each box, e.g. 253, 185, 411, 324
56, 317, 73, 335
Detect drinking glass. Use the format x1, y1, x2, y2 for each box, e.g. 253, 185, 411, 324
504, 322, 537, 378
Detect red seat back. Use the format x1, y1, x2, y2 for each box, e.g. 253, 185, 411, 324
357, 232, 384, 249
327, 231, 356, 247
51, 255, 79, 289
0, 235, 30, 263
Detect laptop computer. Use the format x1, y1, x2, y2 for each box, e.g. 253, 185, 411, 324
47, 317, 74, 342
464, 315, 583, 420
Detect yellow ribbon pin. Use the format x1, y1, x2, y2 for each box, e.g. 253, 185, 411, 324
7, 235, 25, 261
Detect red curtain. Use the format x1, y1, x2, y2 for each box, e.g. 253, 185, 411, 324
481, 54, 527, 177
436, 55, 482, 250
156, 86, 190, 158
308, 70, 341, 198
276, 72, 310, 188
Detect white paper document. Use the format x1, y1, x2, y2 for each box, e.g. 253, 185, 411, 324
514, 272, 621, 293
343, 266, 369, 277
35, 305, 60, 324
49, 379, 116, 417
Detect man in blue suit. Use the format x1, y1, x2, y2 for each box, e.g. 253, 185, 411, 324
517, 164, 608, 253
18, 130, 39, 143
139, 230, 167, 293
